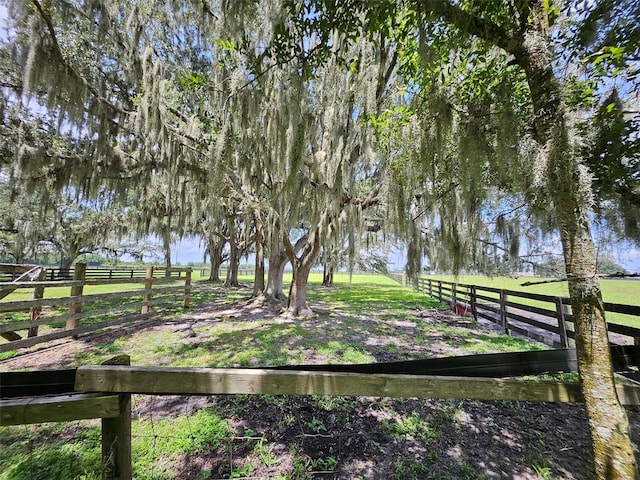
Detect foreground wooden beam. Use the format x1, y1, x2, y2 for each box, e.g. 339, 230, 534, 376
101, 355, 132, 480
74, 365, 640, 405
0, 393, 120, 426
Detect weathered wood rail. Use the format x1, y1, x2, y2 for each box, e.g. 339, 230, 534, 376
389, 274, 640, 348
0, 263, 192, 353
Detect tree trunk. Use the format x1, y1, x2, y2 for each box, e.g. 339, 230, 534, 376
322, 261, 334, 287
225, 248, 240, 287
13, 251, 26, 265
162, 234, 172, 277
287, 262, 313, 316
558, 192, 636, 478
285, 222, 322, 316
265, 233, 288, 301
521, 4, 637, 477
59, 255, 75, 279
207, 238, 225, 283
253, 218, 265, 297
549, 117, 637, 479
224, 229, 241, 288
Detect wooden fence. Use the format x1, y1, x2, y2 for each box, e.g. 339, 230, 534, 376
198, 267, 255, 278
396, 275, 640, 348
3, 349, 640, 480
0, 263, 192, 353
45, 265, 188, 280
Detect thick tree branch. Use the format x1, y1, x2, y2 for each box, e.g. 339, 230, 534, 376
417, 0, 525, 59
31, 0, 131, 117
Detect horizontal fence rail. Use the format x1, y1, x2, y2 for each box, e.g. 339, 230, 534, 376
71, 363, 640, 406
0, 263, 192, 353
44, 265, 187, 281
396, 275, 640, 348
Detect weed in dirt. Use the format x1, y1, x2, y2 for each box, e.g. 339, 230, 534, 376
253, 437, 280, 467
310, 455, 338, 471
384, 411, 440, 443
229, 461, 255, 478
132, 407, 228, 480
305, 416, 328, 434
532, 456, 555, 479
392, 458, 432, 480
311, 395, 356, 412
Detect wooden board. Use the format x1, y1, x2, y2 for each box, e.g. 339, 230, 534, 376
273, 348, 581, 377
0, 312, 150, 353
75, 365, 593, 403
1, 369, 77, 398
0, 300, 145, 334
0, 393, 120, 425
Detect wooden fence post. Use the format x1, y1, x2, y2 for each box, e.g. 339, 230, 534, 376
499, 290, 509, 334
101, 355, 132, 480
470, 286, 478, 322
555, 297, 570, 348
437, 281, 443, 303
563, 302, 574, 347
28, 268, 48, 338
141, 266, 154, 314
66, 263, 86, 330
183, 268, 192, 309
428, 279, 432, 298
451, 283, 457, 312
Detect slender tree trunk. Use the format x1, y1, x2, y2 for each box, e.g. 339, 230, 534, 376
558, 191, 636, 478
322, 262, 334, 287
521, 5, 637, 477
224, 223, 241, 287
550, 118, 636, 479
253, 218, 265, 297
265, 233, 288, 301
162, 234, 172, 277
225, 244, 241, 287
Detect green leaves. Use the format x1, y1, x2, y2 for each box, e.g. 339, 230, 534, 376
178, 73, 208, 88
